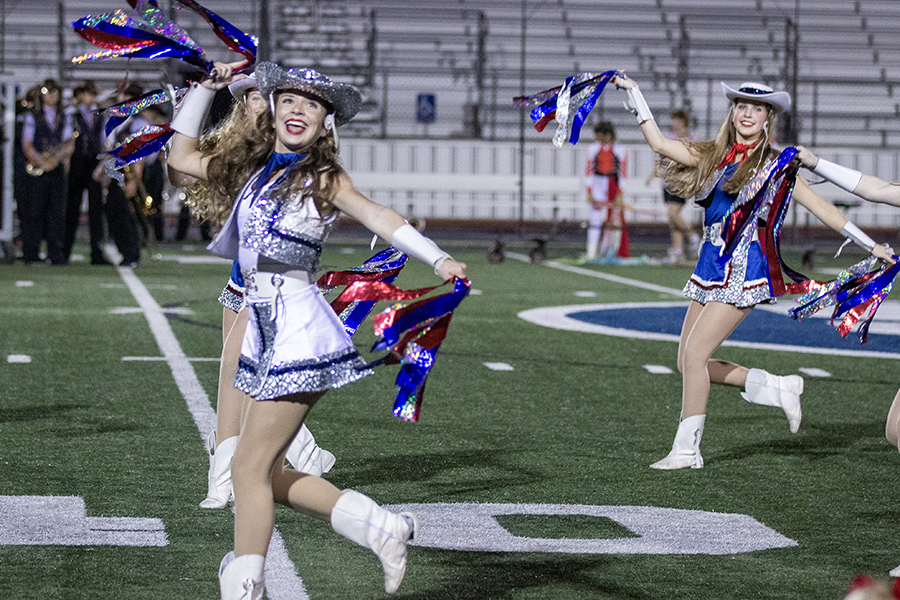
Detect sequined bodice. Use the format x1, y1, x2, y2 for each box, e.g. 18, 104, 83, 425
235, 170, 336, 277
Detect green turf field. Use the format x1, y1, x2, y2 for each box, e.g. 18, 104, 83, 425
1, 239, 897, 599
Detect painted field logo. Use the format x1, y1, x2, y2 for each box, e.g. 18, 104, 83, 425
387, 503, 796, 554
519, 300, 900, 359
0, 496, 166, 546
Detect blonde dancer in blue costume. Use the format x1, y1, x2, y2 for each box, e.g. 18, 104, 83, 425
168, 61, 467, 599
174, 75, 336, 511
612, 74, 893, 470
795, 145, 900, 577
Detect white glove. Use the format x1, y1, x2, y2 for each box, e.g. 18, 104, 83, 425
623, 86, 654, 124
170, 83, 216, 139
812, 158, 862, 194
391, 224, 452, 276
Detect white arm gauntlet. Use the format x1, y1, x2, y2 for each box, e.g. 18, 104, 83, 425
170, 83, 216, 139
623, 87, 654, 124
812, 158, 862, 194
391, 223, 452, 275
840, 221, 876, 252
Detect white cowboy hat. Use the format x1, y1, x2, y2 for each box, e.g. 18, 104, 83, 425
721, 82, 791, 113
228, 74, 257, 100
255, 62, 361, 126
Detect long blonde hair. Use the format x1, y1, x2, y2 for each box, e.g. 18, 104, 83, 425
664, 103, 778, 199
185, 101, 343, 227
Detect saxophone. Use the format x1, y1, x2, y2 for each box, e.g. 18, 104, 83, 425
26, 131, 78, 176
121, 163, 151, 242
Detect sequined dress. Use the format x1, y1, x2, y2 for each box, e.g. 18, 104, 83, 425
683, 163, 773, 307
217, 260, 245, 313
208, 170, 372, 400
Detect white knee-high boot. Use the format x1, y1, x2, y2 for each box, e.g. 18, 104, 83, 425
330, 490, 418, 594
218, 551, 265, 600
200, 432, 239, 509
285, 424, 336, 476
741, 368, 803, 433
650, 414, 706, 470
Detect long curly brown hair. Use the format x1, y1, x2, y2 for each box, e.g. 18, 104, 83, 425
185, 99, 343, 227
664, 103, 778, 199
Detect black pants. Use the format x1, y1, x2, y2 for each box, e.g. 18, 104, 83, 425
65, 155, 105, 261
143, 159, 165, 243
19, 165, 67, 264
105, 180, 142, 265
176, 202, 212, 242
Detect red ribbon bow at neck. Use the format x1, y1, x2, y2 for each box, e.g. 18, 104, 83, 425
717, 140, 760, 169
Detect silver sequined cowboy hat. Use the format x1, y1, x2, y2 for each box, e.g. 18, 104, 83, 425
721, 81, 791, 114
255, 62, 361, 126
228, 74, 257, 100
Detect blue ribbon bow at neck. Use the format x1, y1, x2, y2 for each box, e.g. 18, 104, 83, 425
252, 152, 306, 192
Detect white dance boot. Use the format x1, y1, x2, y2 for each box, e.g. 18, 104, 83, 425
330, 490, 418, 594
218, 551, 265, 600
285, 424, 336, 476
741, 368, 803, 433
200, 432, 239, 509
650, 414, 706, 470
890, 564, 900, 577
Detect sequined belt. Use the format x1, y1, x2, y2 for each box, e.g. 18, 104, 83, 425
702, 221, 759, 255
702, 223, 724, 245
243, 269, 313, 322
242, 268, 312, 297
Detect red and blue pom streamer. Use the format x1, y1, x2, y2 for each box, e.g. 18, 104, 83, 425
372, 277, 470, 421
105, 124, 174, 174
72, 0, 256, 74
72, 10, 211, 72
514, 71, 620, 147
332, 276, 470, 421
789, 255, 900, 343
102, 87, 186, 137
316, 247, 408, 337
170, 0, 257, 72
718, 146, 821, 297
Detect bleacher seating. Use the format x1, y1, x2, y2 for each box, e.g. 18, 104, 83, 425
2, 0, 896, 147
3, 0, 900, 228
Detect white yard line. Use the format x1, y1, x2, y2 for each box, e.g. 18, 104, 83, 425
506, 252, 684, 297
116, 266, 309, 600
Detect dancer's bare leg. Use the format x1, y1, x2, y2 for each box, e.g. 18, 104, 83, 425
222, 306, 238, 346
677, 301, 753, 418
886, 388, 900, 451
216, 306, 250, 445
231, 391, 338, 557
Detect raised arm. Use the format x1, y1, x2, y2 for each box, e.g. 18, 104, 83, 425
797, 145, 900, 208
168, 62, 246, 181
792, 175, 894, 262
331, 173, 467, 281
612, 74, 699, 167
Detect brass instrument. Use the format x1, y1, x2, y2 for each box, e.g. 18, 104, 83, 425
26, 131, 78, 176
121, 163, 152, 245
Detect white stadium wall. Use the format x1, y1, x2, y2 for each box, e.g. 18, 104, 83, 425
342, 137, 900, 229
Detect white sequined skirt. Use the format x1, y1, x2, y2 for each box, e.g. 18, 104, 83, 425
235, 283, 372, 400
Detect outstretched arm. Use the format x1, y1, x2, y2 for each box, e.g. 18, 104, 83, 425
168, 62, 247, 181
331, 173, 468, 280
612, 74, 698, 167
797, 145, 900, 207
792, 176, 894, 262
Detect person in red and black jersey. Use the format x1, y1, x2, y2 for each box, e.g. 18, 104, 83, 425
583, 121, 629, 260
